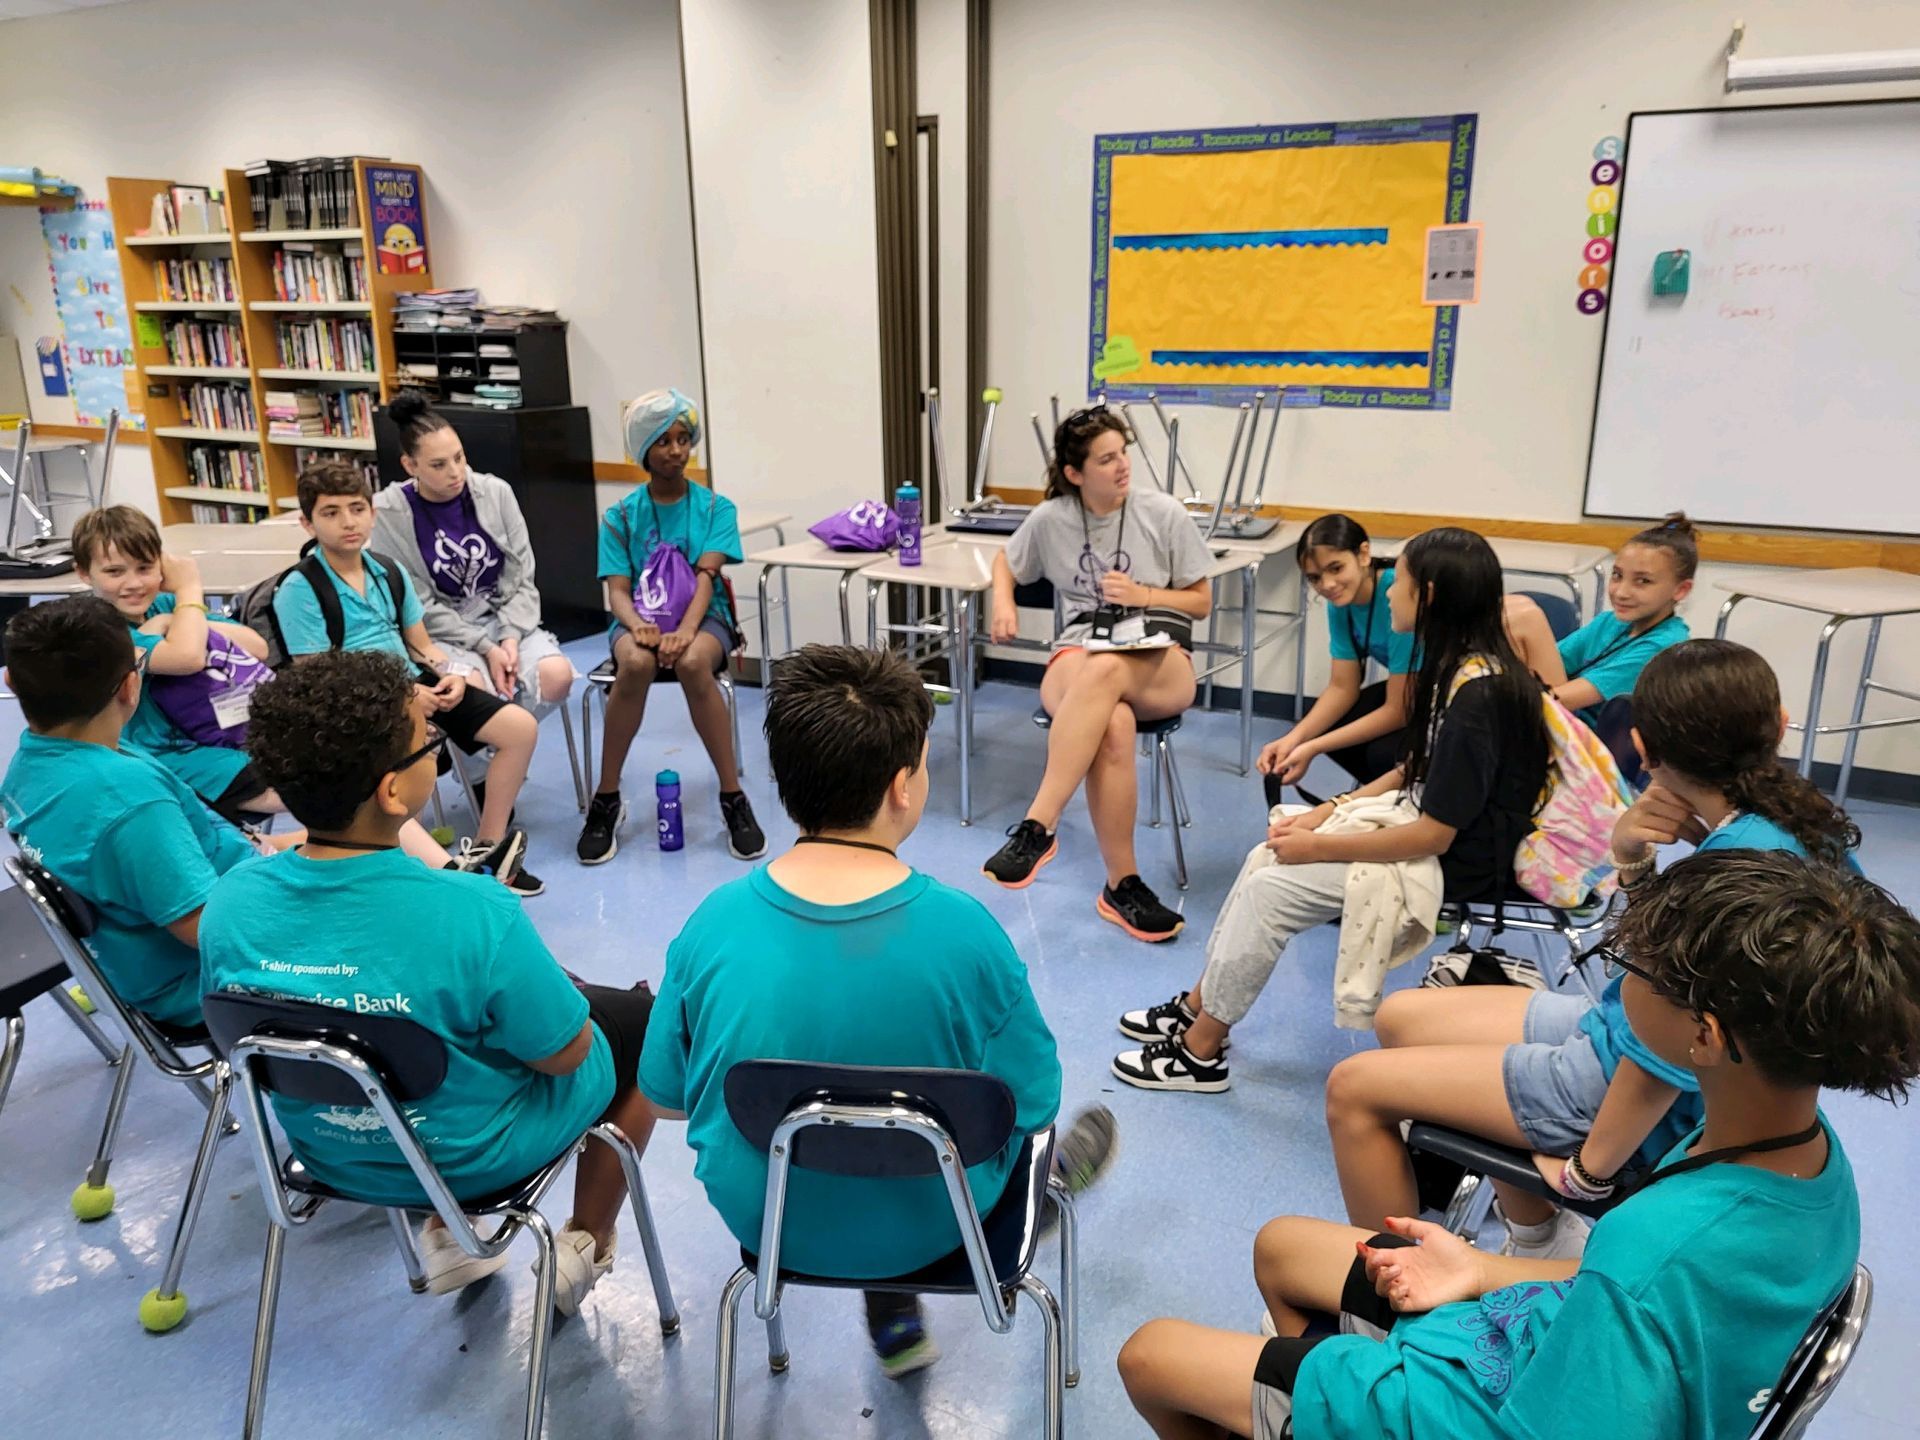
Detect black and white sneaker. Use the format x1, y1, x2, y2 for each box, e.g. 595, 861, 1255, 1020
1117, 993, 1197, 1044
720, 790, 766, 860
1111, 1036, 1231, 1093
576, 792, 624, 865
982, 819, 1058, 888
1096, 874, 1184, 942
450, 830, 531, 892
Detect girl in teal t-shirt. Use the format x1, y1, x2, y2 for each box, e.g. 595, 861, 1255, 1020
1119, 847, 1917, 1440
1260, 514, 1417, 794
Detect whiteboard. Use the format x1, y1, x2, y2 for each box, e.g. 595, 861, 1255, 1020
1584, 100, 1920, 535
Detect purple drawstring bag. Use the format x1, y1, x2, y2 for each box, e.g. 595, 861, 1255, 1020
634, 539, 699, 629
809, 500, 902, 552
147, 628, 273, 747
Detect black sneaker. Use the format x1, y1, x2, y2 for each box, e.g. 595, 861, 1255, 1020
864, 1291, 939, 1378
719, 791, 766, 860
982, 819, 1058, 888
503, 865, 544, 898
450, 829, 529, 888
1096, 874, 1184, 942
1117, 992, 1197, 1044
576, 792, 624, 865
1111, 1036, 1230, 1093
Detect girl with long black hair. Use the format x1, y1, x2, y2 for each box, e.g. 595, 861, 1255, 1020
1111, 528, 1550, 1092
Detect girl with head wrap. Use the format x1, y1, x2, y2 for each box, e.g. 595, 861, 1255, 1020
578, 388, 764, 865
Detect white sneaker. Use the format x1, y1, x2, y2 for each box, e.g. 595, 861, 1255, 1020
1497, 1206, 1591, 1261
419, 1223, 510, 1295
543, 1224, 615, 1316
1259, 1307, 1278, 1338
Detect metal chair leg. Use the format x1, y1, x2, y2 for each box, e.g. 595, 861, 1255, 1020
766, 1302, 790, 1373
722, 674, 744, 779
580, 687, 597, 802
1018, 1273, 1066, 1440
522, 1208, 559, 1440
430, 783, 448, 832
450, 747, 483, 830
1440, 1172, 1495, 1236
1165, 734, 1193, 827
385, 1209, 428, 1294
1048, 1176, 1080, 1387
559, 701, 586, 812
1146, 737, 1165, 828
0, 1014, 24, 1115
150, 1062, 234, 1304
1163, 737, 1189, 891
242, 1222, 288, 1440
49, 982, 125, 1066
83, 1044, 138, 1189
714, 1265, 755, 1440
590, 1122, 681, 1334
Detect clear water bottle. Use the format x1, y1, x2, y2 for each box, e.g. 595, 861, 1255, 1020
655, 769, 684, 851
896, 482, 921, 566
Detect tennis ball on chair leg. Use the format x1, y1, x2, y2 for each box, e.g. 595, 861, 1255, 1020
71, 1180, 115, 1220
139, 1288, 189, 1333
67, 983, 96, 1014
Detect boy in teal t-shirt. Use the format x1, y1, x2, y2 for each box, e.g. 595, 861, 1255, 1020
1119, 850, 1916, 1440
198, 651, 660, 1314
641, 643, 1109, 1377
0, 596, 261, 1027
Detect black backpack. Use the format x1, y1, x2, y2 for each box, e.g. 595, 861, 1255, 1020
233, 541, 410, 670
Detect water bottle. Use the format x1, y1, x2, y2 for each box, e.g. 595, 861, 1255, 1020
655, 769, 684, 851
896, 482, 922, 566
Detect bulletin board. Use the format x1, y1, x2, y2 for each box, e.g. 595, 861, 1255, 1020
1088, 115, 1476, 411
40, 200, 141, 429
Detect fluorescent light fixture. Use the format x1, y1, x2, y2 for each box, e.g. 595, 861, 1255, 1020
1724, 23, 1920, 92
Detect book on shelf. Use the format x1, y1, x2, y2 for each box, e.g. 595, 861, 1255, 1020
142, 183, 223, 238
153, 255, 235, 303
180, 380, 257, 432
274, 316, 374, 373
189, 502, 263, 524
272, 241, 368, 303
164, 318, 246, 368
295, 448, 378, 490
244, 155, 384, 232
266, 387, 373, 439
185, 442, 266, 493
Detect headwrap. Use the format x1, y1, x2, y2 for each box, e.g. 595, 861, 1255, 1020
622, 387, 701, 471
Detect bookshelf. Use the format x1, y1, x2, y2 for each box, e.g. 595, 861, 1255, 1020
108, 161, 433, 524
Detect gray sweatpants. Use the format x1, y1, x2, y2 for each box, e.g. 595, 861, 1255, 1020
1197, 842, 1349, 1026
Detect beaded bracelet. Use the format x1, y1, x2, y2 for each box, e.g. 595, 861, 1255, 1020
1557, 1150, 1617, 1201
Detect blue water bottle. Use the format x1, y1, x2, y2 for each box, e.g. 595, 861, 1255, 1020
655, 769, 684, 851
896, 482, 922, 566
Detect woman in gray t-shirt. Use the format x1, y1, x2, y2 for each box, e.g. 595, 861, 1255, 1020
983, 407, 1214, 942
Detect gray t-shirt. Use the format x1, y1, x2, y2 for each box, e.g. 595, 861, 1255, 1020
1004, 489, 1214, 647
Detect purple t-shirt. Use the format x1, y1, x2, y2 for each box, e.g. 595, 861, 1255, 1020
403, 482, 504, 601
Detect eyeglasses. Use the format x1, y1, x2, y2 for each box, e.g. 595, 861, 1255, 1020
390, 728, 448, 776
1594, 943, 1743, 1063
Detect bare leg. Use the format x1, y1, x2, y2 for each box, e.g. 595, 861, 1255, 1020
1374, 986, 1534, 1050
1117, 1319, 1267, 1440
1503, 594, 1569, 686
399, 817, 452, 867
572, 1087, 658, 1253
535, 655, 575, 707
472, 703, 537, 841
1324, 1045, 1531, 1230
1085, 705, 1141, 885
1031, 647, 1195, 829
1181, 993, 1231, 1062
673, 632, 741, 791
1252, 1215, 1379, 1337
596, 635, 657, 794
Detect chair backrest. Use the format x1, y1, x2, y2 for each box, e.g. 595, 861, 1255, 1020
5, 852, 99, 938
1593, 695, 1648, 791
724, 1059, 1016, 1178
201, 991, 448, 1105
1521, 588, 1580, 641
1751, 1264, 1872, 1440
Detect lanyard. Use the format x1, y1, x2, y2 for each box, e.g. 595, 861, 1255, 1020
1641, 1120, 1824, 1190
794, 835, 898, 857
299, 837, 397, 855
1568, 611, 1672, 680
1078, 495, 1129, 579
1342, 571, 1380, 664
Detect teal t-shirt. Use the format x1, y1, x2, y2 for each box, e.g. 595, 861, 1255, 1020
198, 848, 612, 1204
271, 549, 424, 659
640, 866, 1062, 1278
1326, 565, 1416, 676
1, 732, 253, 1026
596, 483, 742, 635
121, 592, 251, 804
1557, 611, 1689, 722
1292, 1116, 1859, 1440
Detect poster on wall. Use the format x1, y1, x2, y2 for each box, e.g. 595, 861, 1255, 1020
362, 164, 429, 274
40, 200, 142, 429
1088, 114, 1477, 411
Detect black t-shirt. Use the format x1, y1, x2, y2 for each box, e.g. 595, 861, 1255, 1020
1416, 676, 1545, 901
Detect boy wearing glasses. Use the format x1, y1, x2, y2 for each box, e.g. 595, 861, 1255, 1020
0, 596, 269, 1029
198, 652, 659, 1308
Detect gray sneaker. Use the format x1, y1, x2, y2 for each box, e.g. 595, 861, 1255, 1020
1052, 1105, 1119, 1197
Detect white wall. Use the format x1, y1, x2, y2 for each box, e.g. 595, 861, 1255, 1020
680, 0, 887, 657
0, 0, 702, 523
987, 0, 1920, 777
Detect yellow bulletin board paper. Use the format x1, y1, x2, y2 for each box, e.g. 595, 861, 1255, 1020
1089, 115, 1476, 411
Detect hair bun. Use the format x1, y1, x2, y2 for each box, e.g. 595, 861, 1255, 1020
388, 389, 430, 425
1660, 510, 1696, 536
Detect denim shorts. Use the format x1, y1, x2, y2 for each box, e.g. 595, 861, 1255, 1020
1500, 990, 1608, 1156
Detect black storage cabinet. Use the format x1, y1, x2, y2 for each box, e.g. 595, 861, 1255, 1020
372, 403, 603, 640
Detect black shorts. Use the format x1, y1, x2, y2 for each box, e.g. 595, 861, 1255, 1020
416, 664, 510, 753
209, 762, 272, 825
1253, 1232, 1415, 1401
580, 981, 652, 1116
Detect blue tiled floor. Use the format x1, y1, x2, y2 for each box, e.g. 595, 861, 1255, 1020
3, 638, 1917, 1437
